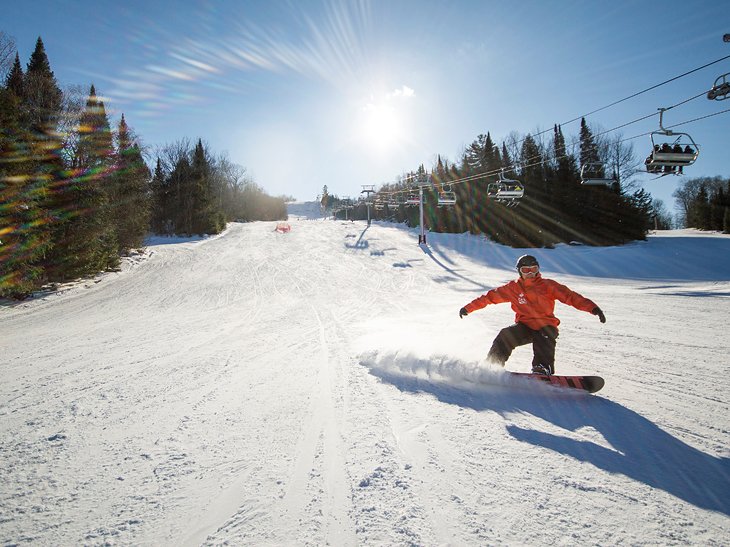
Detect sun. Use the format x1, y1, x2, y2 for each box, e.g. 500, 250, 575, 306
362, 102, 401, 149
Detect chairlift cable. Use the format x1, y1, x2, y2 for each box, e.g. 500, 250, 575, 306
559, 54, 730, 125
487, 54, 730, 165
371, 63, 730, 200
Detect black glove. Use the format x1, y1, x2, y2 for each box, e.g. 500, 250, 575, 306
459, 307, 468, 319
592, 307, 606, 323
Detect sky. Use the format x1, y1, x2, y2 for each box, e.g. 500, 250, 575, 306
4, 0, 729, 212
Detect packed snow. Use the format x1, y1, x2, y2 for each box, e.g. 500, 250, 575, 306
1, 202, 729, 546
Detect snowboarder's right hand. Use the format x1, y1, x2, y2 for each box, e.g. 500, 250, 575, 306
459, 307, 468, 319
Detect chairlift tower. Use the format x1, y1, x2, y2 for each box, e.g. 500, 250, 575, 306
418, 185, 426, 245
361, 185, 376, 226
405, 173, 429, 245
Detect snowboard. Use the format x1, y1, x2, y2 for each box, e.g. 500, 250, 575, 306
510, 372, 605, 393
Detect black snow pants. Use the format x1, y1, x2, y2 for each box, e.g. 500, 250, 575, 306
487, 322, 559, 373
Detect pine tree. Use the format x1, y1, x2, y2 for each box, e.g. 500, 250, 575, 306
579, 117, 601, 171
5, 53, 24, 99
0, 86, 52, 296
519, 134, 544, 186
190, 139, 219, 234
0, 38, 63, 293
47, 84, 117, 279
149, 158, 168, 233
75, 85, 114, 169
501, 142, 514, 178
170, 154, 192, 233
111, 114, 151, 252
321, 184, 329, 210
23, 37, 62, 135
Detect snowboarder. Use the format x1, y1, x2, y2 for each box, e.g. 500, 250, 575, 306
458, 255, 606, 375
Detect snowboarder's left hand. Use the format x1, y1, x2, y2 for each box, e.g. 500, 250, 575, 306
459, 307, 468, 319
592, 307, 606, 323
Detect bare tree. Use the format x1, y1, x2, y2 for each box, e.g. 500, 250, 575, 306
600, 133, 640, 191
0, 31, 16, 79
56, 84, 86, 166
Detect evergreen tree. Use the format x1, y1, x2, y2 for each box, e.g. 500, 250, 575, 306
169, 153, 192, 233
1, 38, 62, 292
75, 85, 114, 169
321, 184, 329, 210
501, 142, 514, 178
579, 117, 601, 170
551, 124, 581, 238
23, 37, 62, 134
0, 86, 52, 297
149, 158, 169, 233
464, 133, 491, 174
111, 114, 151, 252
47, 84, 117, 279
5, 53, 24, 99
519, 134, 544, 186
190, 138, 219, 234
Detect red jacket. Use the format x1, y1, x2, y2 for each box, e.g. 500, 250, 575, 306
464, 274, 597, 330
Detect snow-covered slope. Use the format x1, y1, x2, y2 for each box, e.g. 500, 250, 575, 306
1, 217, 729, 546
286, 200, 327, 220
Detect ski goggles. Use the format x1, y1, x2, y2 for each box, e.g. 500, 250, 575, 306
519, 265, 539, 274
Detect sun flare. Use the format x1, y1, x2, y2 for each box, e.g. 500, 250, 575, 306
361, 102, 402, 150
354, 86, 414, 154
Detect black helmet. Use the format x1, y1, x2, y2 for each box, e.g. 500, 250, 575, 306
516, 254, 539, 271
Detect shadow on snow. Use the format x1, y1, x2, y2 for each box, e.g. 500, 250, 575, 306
370, 368, 730, 516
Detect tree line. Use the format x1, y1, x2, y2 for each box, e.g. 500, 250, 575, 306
673, 176, 730, 233
0, 34, 285, 298
336, 120, 666, 246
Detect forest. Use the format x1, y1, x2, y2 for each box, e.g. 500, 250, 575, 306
0, 35, 286, 298
331, 123, 728, 247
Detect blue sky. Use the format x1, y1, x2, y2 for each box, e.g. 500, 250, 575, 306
5, 0, 729, 211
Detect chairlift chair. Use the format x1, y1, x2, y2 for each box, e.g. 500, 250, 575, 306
707, 73, 730, 101
405, 193, 421, 205
644, 108, 699, 175
437, 190, 457, 206
488, 170, 525, 204
580, 163, 616, 187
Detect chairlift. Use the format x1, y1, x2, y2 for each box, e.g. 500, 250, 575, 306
437, 191, 457, 206
437, 185, 457, 206
644, 108, 699, 175
487, 170, 524, 205
580, 163, 616, 187
707, 73, 730, 101
405, 193, 421, 205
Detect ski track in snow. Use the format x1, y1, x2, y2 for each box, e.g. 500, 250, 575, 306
1, 209, 729, 546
